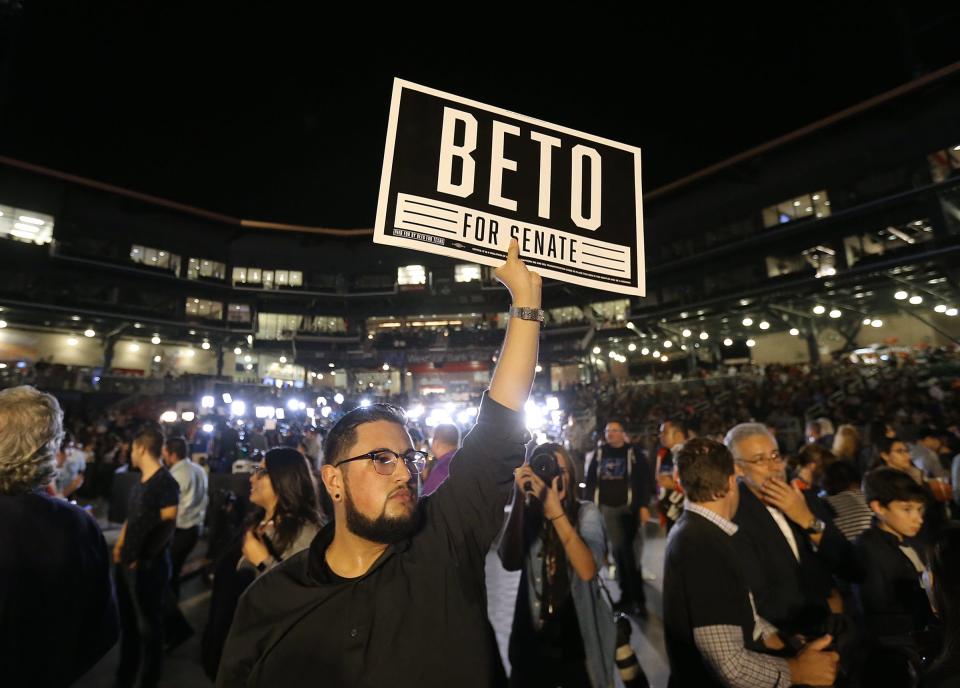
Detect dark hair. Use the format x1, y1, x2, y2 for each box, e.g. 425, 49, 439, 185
862, 467, 927, 506
917, 426, 943, 441
604, 419, 626, 432
133, 425, 164, 459
676, 437, 734, 503
662, 417, 690, 438
323, 403, 408, 465
871, 436, 907, 469
928, 524, 960, 673
431, 423, 461, 449
822, 460, 861, 496
164, 436, 188, 460
261, 447, 323, 554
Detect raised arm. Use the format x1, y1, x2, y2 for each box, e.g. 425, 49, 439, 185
488, 239, 541, 412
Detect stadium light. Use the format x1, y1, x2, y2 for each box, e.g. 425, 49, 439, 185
699, 332, 709, 340
151, 335, 161, 344
628, 343, 636, 352
947, 308, 959, 317
746, 339, 757, 347
934, 304, 947, 313
153, 355, 162, 363
758, 321, 770, 330
829, 309, 842, 319
812, 305, 825, 315
201, 395, 215, 408
407, 404, 425, 419
359, 399, 371, 408
234, 347, 242, 355
334, 393, 344, 405
742, 317, 753, 327
317, 396, 327, 406
84, 329, 96, 338
286, 398, 301, 411
789, 328, 800, 336
202, 423, 214, 433
159, 410, 178, 423
908, 295, 923, 305
181, 411, 195, 422
222, 393, 233, 404
723, 338, 733, 346
321, 406, 332, 418
681, 329, 692, 338
871, 319, 883, 328
255, 406, 273, 419
894, 290, 908, 300
275, 408, 285, 420
663, 340, 673, 348
230, 400, 246, 416
201, 341, 211, 350
546, 396, 560, 411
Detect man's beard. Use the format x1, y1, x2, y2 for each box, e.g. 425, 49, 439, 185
343, 483, 421, 545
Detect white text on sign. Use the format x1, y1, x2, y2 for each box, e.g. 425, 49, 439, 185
436, 107, 603, 231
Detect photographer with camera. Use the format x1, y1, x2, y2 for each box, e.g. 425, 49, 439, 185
499, 442, 649, 688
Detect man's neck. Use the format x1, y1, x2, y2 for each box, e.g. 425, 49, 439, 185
877, 520, 905, 542
139, 457, 162, 482
325, 522, 390, 579
606, 441, 626, 450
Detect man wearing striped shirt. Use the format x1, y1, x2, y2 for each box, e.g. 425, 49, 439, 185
663, 438, 838, 688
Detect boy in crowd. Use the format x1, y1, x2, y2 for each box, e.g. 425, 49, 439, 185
856, 467, 937, 644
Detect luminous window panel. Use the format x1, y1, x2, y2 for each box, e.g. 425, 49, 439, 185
233, 267, 247, 284
289, 271, 303, 287
227, 303, 251, 323
454, 264, 482, 283
131, 245, 144, 262
262, 270, 274, 286
247, 268, 262, 284
397, 265, 427, 285
0, 205, 55, 245
275, 270, 289, 286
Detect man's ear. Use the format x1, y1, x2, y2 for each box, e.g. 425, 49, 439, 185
733, 462, 744, 477
868, 499, 884, 517
321, 464, 343, 499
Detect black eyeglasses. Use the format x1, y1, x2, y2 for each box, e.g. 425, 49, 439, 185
336, 449, 429, 476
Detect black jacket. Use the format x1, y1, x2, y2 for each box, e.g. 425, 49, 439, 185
582, 443, 654, 514
0, 492, 119, 687
854, 526, 936, 641
216, 394, 527, 687
732, 482, 857, 636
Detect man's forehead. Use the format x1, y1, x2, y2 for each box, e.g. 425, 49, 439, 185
606, 423, 623, 432
740, 434, 775, 453
349, 420, 412, 453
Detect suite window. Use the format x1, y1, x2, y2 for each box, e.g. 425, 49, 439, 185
0, 205, 54, 245
397, 265, 427, 286
761, 191, 831, 228
185, 298, 223, 320
257, 313, 303, 340
844, 219, 934, 267
927, 145, 960, 183
454, 264, 482, 283
187, 257, 225, 280
131, 244, 181, 274
227, 303, 251, 323
304, 316, 347, 334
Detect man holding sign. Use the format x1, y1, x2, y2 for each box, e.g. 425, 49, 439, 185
216, 240, 542, 687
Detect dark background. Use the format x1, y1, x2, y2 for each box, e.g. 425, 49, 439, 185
1, 2, 958, 229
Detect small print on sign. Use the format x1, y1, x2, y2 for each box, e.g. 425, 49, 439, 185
374, 79, 645, 296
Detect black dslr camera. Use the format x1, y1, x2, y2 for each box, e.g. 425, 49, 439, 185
526, 446, 563, 493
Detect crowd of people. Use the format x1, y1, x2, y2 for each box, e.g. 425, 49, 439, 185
1, 245, 959, 687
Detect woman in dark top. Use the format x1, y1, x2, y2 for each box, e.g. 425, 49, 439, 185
499, 443, 619, 688
202, 447, 323, 680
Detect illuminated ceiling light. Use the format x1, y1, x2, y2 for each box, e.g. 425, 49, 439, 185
128, 343, 140, 352
66, 337, 78, 346
894, 290, 908, 300
70, 315, 80, 321
334, 393, 345, 404
233, 347, 242, 355
534, 363, 543, 372
746, 339, 756, 347
742, 318, 753, 327
159, 410, 178, 423
681, 329, 692, 338
151, 334, 161, 345
382, 363, 390, 371
663, 340, 673, 348
201, 341, 211, 350
222, 393, 232, 404
188, 329, 196, 336
909, 295, 923, 305
279, 355, 288, 364
133, 322, 142, 328
699, 331, 709, 340
862, 317, 872, 325
201, 395, 215, 408
245, 363, 253, 370
871, 319, 883, 328
935, 304, 947, 313
181, 411, 195, 422
608, 351, 616, 358
0, 320, 7, 328
947, 308, 958, 317
812, 305, 826, 315
592, 346, 601, 354
640, 347, 649, 355
328, 362, 336, 368
17, 215, 44, 226
82, 328, 95, 338
231, 400, 246, 416
184, 349, 195, 357
829, 309, 842, 319
723, 338, 733, 346
243, 355, 252, 363
789, 328, 800, 336
153, 355, 162, 363
660, 355, 669, 362
758, 321, 770, 330
627, 343, 636, 352
652, 350, 660, 358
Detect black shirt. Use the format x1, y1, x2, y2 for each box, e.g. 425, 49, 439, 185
855, 525, 936, 642
0, 492, 119, 687
121, 467, 180, 564
583, 443, 653, 511
663, 510, 767, 688
216, 393, 528, 688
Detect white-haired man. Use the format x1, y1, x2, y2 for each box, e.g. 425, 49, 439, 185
0, 385, 119, 687
724, 423, 856, 650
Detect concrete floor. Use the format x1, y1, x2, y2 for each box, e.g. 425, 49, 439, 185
76, 527, 670, 687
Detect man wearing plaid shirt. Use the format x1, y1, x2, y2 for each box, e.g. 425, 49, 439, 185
663, 438, 838, 687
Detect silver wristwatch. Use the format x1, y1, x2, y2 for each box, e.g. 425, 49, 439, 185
509, 306, 545, 323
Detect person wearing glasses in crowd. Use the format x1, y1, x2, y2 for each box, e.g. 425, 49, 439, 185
216, 239, 542, 687
724, 423, 857, 661
201, 447, 323, 680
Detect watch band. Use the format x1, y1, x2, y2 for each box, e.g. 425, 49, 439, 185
804, 518, 826, 535
509, 306, 545, 323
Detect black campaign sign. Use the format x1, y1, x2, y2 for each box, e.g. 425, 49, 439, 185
374, 79, 645, 296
